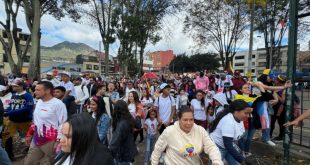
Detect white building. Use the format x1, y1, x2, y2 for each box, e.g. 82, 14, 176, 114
219, 45, 300, 76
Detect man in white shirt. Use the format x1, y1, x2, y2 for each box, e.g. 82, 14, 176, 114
154, 83, 176, 134
73, 77, 90, 113
123, 81, 137, 102
59, 71, 76, 98
42, 72, 61, 87
24, 81, 67, 165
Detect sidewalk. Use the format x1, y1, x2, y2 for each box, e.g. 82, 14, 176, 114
246, 140, 310, 165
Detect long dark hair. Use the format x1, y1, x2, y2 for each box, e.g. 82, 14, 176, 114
57, 113, 98, 165
196, 90, 206, 108
141, 88, 150, 100
112, 100, 135, 131
91, 96, 107, 124
209, 100, 250, 133
128, 91, 140, 107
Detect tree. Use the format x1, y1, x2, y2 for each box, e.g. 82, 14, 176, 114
169, 53, 220, 73
254, 0, 310, 69
189, 53, 220, 72
22, 0, 89, 80
81, 0, 117, 77
182, 0, 248, 70
168, 54, 191, 73
0, 0, 31, 75
135, 0, 173, 76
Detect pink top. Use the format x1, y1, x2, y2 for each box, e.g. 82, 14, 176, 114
195, 76, 209, 91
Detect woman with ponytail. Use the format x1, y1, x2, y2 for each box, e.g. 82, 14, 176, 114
190, 90, 208, 128
209, 100, 252, 165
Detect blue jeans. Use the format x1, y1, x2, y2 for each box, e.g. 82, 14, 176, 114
261, 128, 271, 143
0, 147, 11, 165
144, 134, 157, 163
114, 160, 130, 165
239, 127, 256, 153
216, 144, 239, 165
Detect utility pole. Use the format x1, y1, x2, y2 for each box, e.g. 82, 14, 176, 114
284, 0, 298, 165
247, 0, 255, 79
99, 41, 102, 75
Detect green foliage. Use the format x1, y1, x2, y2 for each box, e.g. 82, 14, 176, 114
182, 0, 248, 69
169, 53, 220, 73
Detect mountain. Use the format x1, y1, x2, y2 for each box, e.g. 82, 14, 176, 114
41, 41, 96, 62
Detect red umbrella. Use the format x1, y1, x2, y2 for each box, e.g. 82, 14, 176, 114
143, 73, 157, 79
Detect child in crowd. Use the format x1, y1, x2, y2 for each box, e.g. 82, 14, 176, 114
207, 105, 215, 125
144, 109, 161, 165
175, 88, 189, 113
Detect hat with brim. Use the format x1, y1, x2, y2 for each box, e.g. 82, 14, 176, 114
60, 71, 71, 78
159, 83, 170, 92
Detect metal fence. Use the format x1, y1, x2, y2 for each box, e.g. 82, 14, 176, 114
291, 79, 310, 147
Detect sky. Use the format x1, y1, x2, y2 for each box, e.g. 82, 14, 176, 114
0, 2, 308, 57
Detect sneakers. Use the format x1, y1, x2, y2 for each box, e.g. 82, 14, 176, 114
245, 152, 252, 157
266, 140, 276, 146
272, 136, 283, 142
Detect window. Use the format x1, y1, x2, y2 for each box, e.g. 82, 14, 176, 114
3, 53, 8, 62
2, 31, 8, 38
259, 53, 267, 59
23, 56, 30, 63
258, 62, 267, 67
252, 69, 255, 73
86, 64, 92, 70
252, 62, 255, 66
235, 56, 245, 60
93, 65, 99, 70
252, 55, 256, 58
235, 62, 244, 66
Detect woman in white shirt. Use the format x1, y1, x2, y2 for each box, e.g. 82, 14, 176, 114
190, 90, 208, 128
209, 100, 252, 165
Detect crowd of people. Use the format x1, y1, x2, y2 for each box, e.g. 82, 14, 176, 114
0, 68, 308, 165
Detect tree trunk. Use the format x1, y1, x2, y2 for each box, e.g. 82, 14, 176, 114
139, 47, 144, 75
28, 0, 41, 80
104, 44, 109, 77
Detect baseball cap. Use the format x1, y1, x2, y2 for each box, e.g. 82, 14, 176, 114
46, 72, 53, 76
159, 83, 170, 91
11, 78, 25, 87
60, 71, 71, 78
0, 85, 7, 92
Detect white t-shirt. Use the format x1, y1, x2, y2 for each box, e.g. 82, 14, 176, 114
0, 92, 12, 109
145, 118, 159, 135
224, 90, 238, 101
33, 98, 67, 140
60, 81, 76, 98
210, 113, 245, 148
191, 99, 208, 121
141, 97, 153, 106
154, 95, 176, 124
128, 103, 136, 118
74, 84, 90, 105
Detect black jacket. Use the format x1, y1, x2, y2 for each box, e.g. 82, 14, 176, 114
109, 119, 137, 162
54, 142, 114, 165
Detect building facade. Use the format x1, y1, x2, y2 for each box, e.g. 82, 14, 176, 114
230, 45, 300, 76
0, 29, 31, 74
148, 50, 176, 72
